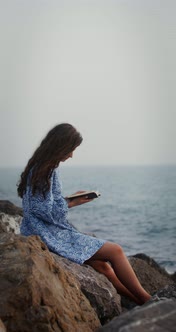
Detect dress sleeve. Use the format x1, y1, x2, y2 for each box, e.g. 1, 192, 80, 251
29, 170, 68, 225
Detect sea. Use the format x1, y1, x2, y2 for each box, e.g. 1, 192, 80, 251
0, 165, 176, 274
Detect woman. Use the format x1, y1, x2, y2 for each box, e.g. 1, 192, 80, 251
18, 123, 151, 305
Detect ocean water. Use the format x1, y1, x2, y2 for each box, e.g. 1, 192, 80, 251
0, 165, 176, 273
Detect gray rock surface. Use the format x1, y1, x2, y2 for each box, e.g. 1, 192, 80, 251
132, 253, 173, 279
53, 254, 122, 324
156, 284, 176, 300
0, 213, 21, 234
97, 299, 176, 332
0, 200, 22, 234
129, 255, 174, 295
0, 200, 23, 216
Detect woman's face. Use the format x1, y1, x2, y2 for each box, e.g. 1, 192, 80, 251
61, 150, 74, 162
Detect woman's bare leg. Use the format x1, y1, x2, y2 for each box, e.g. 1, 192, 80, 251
85, 242, 151, 304
86, 260, 141, 304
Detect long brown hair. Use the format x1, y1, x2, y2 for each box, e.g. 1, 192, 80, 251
17, 123, 83, 198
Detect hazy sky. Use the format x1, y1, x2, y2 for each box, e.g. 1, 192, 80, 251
0, 0, 176, 167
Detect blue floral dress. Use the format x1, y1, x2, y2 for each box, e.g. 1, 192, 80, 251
20, 168, 106, 264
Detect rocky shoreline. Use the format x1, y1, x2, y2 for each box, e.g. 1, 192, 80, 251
0, 200, 176, 331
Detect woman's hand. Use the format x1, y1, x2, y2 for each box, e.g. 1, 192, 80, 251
65, 191, 94, 208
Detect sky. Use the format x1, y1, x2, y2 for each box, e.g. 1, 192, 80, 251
0, 0, 176, 167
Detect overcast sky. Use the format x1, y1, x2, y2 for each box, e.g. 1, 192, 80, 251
0, 0, 176, 167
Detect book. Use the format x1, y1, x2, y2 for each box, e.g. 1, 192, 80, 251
67, 191, 101, 200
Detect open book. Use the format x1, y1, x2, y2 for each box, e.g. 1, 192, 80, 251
67, 191, 101, 200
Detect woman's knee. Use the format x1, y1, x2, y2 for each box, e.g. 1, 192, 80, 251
115, 243, 124, 255
105, 242, 124, 256
86, 242, 124, 262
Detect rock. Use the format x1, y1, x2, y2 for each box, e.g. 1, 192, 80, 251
53, 255, 121, 325
97, 299, 176, 331
119, 254, 174, 311
132, 253, 171, 278
1, 201, 176, 331
0, 200, 23, 216
128, 255, 174, 295
0, 213, 21, 234
0, 233, 100, 332
0, 201, 22, 234
171, 272, 176, 283
156, 284, 176, 300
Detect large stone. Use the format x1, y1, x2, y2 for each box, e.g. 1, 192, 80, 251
129, 255, 174, 295
0, 213, 21, 234
156, 284, 176, 299
0, 200, 23, 216
53, 252, 175, 321
120, 254, 175, 310
0, 201, 22, 234
53, 255, 122, 324
132, 253, 172, 278
97, 299, 176, 332
0, 233, 100, 332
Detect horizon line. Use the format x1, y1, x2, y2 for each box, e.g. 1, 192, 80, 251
0, 163, 176, 169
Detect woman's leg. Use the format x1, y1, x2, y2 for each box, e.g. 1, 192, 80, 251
86, 260, 141, 304
85, 242, 151, 304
